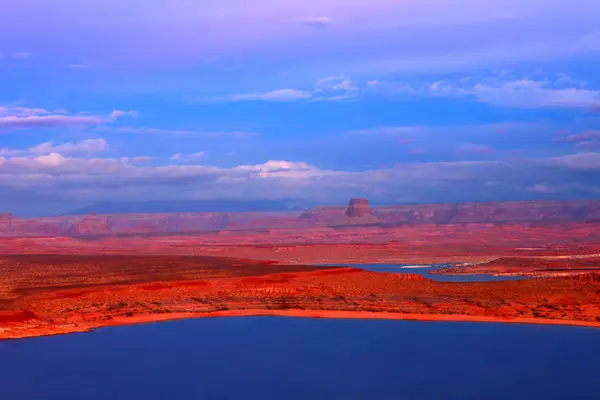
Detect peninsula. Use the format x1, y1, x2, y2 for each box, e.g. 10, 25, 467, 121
2, 198, 600, 340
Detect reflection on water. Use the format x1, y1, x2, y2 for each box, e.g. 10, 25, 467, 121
319, 263, 526, 282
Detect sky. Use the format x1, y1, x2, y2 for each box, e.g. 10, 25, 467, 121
1, 0, 600, 216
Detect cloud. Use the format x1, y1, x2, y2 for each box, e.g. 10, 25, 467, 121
228, 76, 359, 103
35, 139, 109, 156
469, 80, 600, 109
2, 147, 600, 213
367, 73, 600, 109
299, 15, 333, 27
0, 115, 107, 128
315, 76, 358, 93
554, 130, 600, 149
98, 126, 258, 138
546, 152, 600, 170
67, 64, 87, 69
127, 156, 154, 163
35, 153, 66, 167
364, 80, 417, 94
230, 89, 312, 102
347, 122, 544, 138
315, 76, 345, 90
0, 107, 137, 129
109, 110, 138, 120
312, 76, 359, 101
237, 160, 325, 179
170, 152, 206, 161
0, 139, 109, 157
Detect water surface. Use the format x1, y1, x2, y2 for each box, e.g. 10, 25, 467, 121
1, 317, 598, 400
321, 263, 526, 282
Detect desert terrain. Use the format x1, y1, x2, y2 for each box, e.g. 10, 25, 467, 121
1, 254, 599, 340
2, 198, 600, 339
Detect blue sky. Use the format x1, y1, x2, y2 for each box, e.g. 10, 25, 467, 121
1, 0, 600, 215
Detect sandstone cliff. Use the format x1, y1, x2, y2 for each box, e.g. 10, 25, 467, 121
2, 199, 600, 237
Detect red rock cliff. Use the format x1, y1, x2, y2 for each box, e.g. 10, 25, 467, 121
345, 198, 373, 218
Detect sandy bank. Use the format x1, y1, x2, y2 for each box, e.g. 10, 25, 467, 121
3, 309, 599, 341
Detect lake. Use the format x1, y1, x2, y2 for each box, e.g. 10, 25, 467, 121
1, 317, 599, 399
320, 263, 526, 282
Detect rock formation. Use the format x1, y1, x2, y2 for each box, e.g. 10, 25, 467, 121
0, 213, 15, 234
3, 199, 600, 237
68, 212, 111, 235
299, 206, 346, 224
345, 198, 373, 218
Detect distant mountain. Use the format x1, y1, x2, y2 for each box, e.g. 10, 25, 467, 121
2, 198, 600, 238
64, 200, 302, 215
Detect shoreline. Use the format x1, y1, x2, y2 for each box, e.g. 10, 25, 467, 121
3, 309, 599, 341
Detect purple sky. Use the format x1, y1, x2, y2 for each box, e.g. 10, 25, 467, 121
1, 0, 600, 215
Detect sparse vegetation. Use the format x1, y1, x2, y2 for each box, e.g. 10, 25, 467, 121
107, 301, 129, 311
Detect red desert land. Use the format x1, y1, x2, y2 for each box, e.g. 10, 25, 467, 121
1, 198, 600, 339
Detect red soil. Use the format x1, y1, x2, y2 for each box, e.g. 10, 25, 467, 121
1, 254, 599, 340
434, 255, 600, 277
0, 310, 39, 324
2, 222, 600, 265
2, 219, 600, 339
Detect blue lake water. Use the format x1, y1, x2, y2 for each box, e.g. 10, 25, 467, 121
320, 263, 526, 282
1, 317, 599, 400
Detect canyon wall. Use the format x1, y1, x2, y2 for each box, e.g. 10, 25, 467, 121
1, 199, 600, 237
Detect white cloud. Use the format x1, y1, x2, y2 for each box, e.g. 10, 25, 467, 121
0, 106, 137, 129
37, 139, 109, 156
0, 139, 109, 157
98, 126, 258, 138
35, 153, 66, 167
470, 80, 600, 108
315, 76, 358, 93
365, 73, 600, 109
109, 110, 138, 120
315, 76, 345, 90
127, 156, 154, 163
229, 76, 359, 103
170, 152, 206, 161
546, 152, 600, 170
363, 80, 416, 94
238, 160, 328, 179
1, 150, 600, 209
347, 126, 419, 136
334, 79, 358, 92
554, 130, 600, 149
231, 89, 312, 102
0, 115, 104, 128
